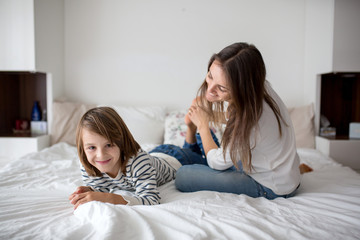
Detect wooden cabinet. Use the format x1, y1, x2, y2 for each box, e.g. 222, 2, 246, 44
315, 72, 360, 170
0, 71, 53, 159
0, 71, 52, 135
316, 72, 360, 137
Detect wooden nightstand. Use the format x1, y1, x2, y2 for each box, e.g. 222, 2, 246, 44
0, 135, 50, 159
316, 136, 360, 170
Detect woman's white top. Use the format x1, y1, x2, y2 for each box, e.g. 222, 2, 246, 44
206, 82, 301, 195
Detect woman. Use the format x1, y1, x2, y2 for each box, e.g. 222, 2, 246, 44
175, 42, 301, 199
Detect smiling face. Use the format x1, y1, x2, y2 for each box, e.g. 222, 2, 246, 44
205, 60, 231, 103
82, 128, 121, 178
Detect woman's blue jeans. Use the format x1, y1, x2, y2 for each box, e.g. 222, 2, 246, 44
150, 131, 298, 199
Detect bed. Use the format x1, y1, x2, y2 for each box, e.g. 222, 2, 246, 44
1, 102, 360, 240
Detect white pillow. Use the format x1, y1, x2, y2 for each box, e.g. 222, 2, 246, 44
288, 104, 315, 149
164, 110, 224, 147
51, 101, 96, 146
163, 110, 189, 147
105, 105, 166, 145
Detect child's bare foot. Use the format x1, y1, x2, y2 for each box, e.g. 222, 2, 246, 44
299, 163, 313, 174
185, 97, 201, 129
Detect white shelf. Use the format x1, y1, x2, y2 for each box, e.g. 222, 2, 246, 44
0, 135, 50, 159
316, 136, 360, 170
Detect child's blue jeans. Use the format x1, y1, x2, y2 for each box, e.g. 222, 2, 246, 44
149, 130, 220, 166
150, 130, 298, 199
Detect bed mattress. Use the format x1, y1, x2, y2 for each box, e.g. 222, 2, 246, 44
0, 142, 359, 239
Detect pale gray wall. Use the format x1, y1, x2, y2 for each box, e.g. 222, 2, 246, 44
333, 0, 360, 72
63, 0, 324, 109
3, 0, 359, 111
0, 0, 35, 70
34, 0, 64, 101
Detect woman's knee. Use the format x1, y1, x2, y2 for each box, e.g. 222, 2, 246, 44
175, 165, 206, 192
175, 165, 260, 196
175, 166, 191, 191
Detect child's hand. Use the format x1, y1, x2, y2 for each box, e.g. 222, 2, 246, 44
69, 191, 102, 210
71, 186, 92, 195
69, 190, 128, 210
69, 186, 92, 209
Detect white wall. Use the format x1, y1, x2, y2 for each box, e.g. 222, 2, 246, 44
0, 0, 64, 102
64, 0, 321, 110
2, 0, 346, 111
332, 0, 360, 72
34, 0, 64, 101
303, 0, 334, 106
0, 0, 35, 70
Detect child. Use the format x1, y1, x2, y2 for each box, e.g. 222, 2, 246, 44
69, 106, 206, 209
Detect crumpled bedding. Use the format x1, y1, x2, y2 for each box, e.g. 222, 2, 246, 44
0, 142, 359, 240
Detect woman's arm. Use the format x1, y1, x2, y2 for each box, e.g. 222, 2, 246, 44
184, 98, 198, 144
187, 101, 233, 170
188, 105, 218, 156
184, 123, 197, 144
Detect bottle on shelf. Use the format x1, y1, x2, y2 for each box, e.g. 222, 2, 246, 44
42, 109, 47, 121
31, 101, 42, 121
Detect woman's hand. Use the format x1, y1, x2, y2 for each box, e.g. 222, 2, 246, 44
188, 105, 210, 131
187, 101, 219, 156
185, 98, 200, 144
184, 98, 199, 131
69, 186, 127, 210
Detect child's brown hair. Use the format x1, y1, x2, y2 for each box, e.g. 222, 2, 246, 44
76, 107, 140, 177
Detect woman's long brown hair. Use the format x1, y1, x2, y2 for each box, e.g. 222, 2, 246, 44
76, 107, 140, 177
198, 43, 285, 172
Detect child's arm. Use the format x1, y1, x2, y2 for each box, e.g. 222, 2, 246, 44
69, 167, 130, 209
74, 154, 161, 206
69, 189, 128, 210
122, 151, 161, 205
69, 186, 92, 196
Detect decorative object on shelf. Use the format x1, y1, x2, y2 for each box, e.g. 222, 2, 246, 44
31, 121, 47, 135
15, 119, 29, 131
31, 101, 42, 121
349, 122, 360, 139
30, 101, 47, 135
13, 119, 30, 136
320, 127, 336, 137
319, 115, 336, 137
42, 109, 47, 121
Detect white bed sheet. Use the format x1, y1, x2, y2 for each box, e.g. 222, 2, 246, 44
0, 142, 359, 240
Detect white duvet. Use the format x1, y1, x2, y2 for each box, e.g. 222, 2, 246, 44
0, 142, 360, 240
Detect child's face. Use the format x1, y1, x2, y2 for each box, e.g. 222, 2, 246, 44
82, 128, 121, 178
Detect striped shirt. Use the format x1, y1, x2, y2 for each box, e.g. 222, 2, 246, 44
80, 149, 177, 205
